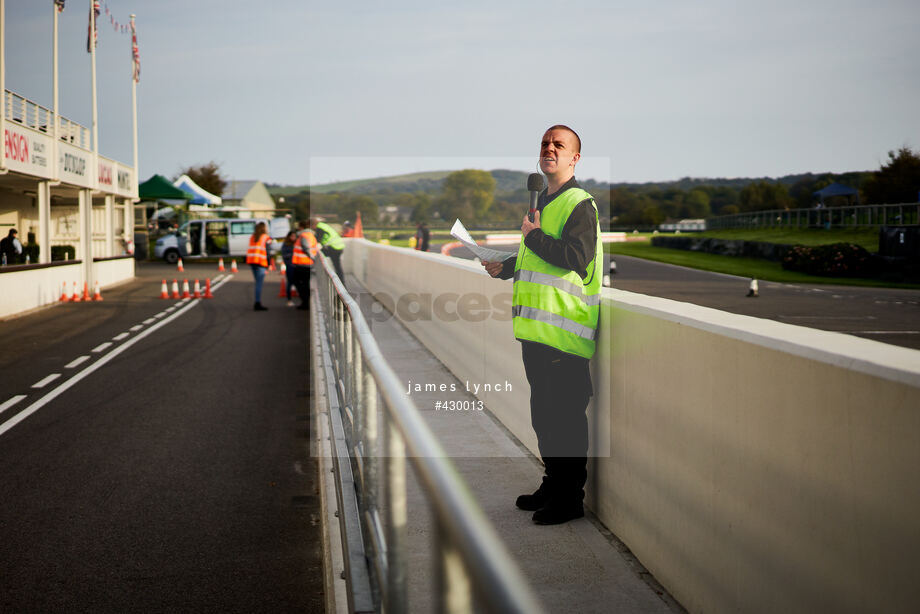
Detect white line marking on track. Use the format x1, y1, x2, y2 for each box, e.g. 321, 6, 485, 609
91, 342, 113, 353
165, 306, 177, 312
113, 332, 129, 341
153, 312, 167, 319
0, 299, 202, 438
65, 355, 90, 369
0, 395, 27, 414
130, 324, 143, 331
212, 274, 233, 290
32, 374, 61, 389
142, 318, 155, 324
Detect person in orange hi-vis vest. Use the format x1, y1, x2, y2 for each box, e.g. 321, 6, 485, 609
290, 221, 317, 310
245, 221, 273, 311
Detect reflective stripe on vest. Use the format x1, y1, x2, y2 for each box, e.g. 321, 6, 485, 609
513, 269, 601, 306
512, 186, 602, 359
315, 222, 345, 251
511, 305, 597, 341
246, 234, 270, 267
292, 231, 316, 265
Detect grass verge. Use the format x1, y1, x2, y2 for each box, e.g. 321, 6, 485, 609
694, 228, 879, 251
606, 242, 920, 289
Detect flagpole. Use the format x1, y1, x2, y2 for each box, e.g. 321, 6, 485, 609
52, 2, 59, 180
131, 14, 138, 198
1, 0, 6, 171
90, 0, 98, 176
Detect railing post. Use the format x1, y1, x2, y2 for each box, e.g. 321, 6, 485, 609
385, 419, 408, 613
351, 326, 362, 454
435, 519, 473, 614
362, 363, 378, 512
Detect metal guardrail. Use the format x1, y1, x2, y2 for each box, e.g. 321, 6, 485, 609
4, 89, 91, 149
706, 202, 920, 230
312, 253, 546, 614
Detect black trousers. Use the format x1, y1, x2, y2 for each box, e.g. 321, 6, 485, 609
521, 341, 592, 504
323, 246, 345, 281
288, 266, 311, 304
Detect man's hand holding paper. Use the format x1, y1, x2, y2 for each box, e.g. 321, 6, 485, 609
449, 219, 516, 263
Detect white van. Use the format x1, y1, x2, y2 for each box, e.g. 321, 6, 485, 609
154, 217, 291, 264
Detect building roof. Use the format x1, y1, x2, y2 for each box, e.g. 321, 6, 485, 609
224, 180, 259, 200
813, 182, 858, 199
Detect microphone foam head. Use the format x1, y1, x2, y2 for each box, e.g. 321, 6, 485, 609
527, 173, 545, 192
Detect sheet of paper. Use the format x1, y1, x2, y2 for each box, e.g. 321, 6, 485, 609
450, 219, 516, 263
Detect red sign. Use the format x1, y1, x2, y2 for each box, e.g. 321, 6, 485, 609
98, 162, 113, 186
4, 129, 29, 163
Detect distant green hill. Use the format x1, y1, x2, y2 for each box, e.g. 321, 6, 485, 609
269, 169, 540, 196
269, 171, 452, 196
268, 169, 870, 198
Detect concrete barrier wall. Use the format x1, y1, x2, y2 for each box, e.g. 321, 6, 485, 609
93, 257, 135, 289
0, 257, 134, 319
343, 238, 920, 614
0, 262, 82, 318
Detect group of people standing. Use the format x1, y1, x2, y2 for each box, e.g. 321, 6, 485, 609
244, 218, 346, 311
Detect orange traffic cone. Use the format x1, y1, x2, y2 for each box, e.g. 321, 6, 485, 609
93, 280, 103, 301
171, 279, 180, 299
280, 262, 287, 274
81, 282, 91, 301
278, 271, 288, 297
181, 279, 191, 299
193, 279, 202, 299
60, 281, 70, 302
177, 258, 184, 272
269, 258, 276, 272
218, 258, 225, 272
230, 260, 238, 273
71, 281, 82, 302
159, 279, 169, 299
203, 278, 214, 298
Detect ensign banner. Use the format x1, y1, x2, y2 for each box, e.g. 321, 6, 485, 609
3, 124, 52, 177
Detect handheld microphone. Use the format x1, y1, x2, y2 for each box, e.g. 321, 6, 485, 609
527, 173, 544, 222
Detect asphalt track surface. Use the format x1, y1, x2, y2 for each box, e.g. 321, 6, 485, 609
0, 263, 323, 612
439, 242, 920, 350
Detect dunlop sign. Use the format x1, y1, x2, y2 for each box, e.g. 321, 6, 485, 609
58, 142, 93, 188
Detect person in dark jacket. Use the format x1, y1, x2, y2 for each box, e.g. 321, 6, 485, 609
482, 125, 600, 526
280, 231, 298, 306
1, 228, 23, 265
414, 222, 430, 252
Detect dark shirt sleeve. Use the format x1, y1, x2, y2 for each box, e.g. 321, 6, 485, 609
315, 228, 327, 244
498, 256, 516, 280
522, 199, 597, 278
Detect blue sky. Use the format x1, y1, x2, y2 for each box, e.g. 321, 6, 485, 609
5, 0, 919, 187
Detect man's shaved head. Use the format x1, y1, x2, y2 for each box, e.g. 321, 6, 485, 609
546, 124, 581, 153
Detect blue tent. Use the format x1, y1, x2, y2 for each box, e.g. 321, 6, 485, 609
173, 174, 222, 205
813, 182, 859, 204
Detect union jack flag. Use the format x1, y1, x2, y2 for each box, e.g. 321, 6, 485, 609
131, 18, 140, 83
54, 0, 65, 12
86, 0, 100, 52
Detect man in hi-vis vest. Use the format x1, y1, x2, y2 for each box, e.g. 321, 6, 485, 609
483, 125, 601, 525
310, 218, 346, 281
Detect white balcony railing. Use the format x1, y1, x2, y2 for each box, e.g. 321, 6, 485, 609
4, 89, 91, 150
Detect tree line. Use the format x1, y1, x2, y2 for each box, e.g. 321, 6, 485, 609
267, 146, 920, 228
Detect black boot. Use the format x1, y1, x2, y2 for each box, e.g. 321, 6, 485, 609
254, 302, 268, 311
515, 481, 548, 511
532, 500, 584, 525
